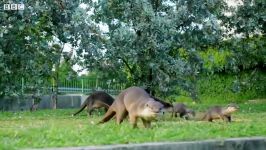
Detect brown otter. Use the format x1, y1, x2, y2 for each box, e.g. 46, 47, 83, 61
144, 88, 173, 109
72, 91, 114, 116
151, 96, 173, 109
98, 86, 164, 128
202, 103, 239, 122
172, 103, 195, 120
30, 104, 39, 112
30, 93, 41, 112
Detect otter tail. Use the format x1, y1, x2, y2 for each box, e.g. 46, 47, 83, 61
98, 108, 116, 124
72, 98, 88, 116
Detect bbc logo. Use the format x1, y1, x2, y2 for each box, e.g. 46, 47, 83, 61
4, 4, 25, 10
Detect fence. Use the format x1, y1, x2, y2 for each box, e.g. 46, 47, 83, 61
21, 78, 125, 95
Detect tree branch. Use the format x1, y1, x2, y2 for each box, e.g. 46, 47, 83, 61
117, 56, 134, 76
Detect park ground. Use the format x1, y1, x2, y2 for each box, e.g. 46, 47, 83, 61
1, 100, 266, 149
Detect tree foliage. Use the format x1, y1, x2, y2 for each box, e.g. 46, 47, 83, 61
0, 0, 95, 97
0, 0, 265, 101
221, 0, 265, 70
78, 0, 229, 98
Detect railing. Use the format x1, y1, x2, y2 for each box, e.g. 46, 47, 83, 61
55, 87, 123, 95
21, 78, 125, 95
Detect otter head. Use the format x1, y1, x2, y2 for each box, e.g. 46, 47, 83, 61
186, 109, 196, 119
143, 98, 164, 118
226, 103, 239, 113
181, 109, 196, 120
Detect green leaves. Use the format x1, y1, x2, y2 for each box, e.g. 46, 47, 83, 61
199, 48, 233, 73
77, 0, 230, 98
0, 0, 264, 100
84, 0, 264, 100
0, 0, 93, 97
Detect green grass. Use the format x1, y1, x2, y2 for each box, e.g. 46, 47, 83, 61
1, 102, 266, 149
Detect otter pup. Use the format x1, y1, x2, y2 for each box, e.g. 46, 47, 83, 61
72, 91, 114, 116
172, 103, 195, 120
98, 86, 164, 128
30, 104, 39, 112
202, 104, 239, 122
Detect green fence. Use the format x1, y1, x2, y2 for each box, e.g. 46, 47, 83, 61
21, 78, 125, 95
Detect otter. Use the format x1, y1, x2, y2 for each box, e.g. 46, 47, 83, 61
172, 103, 195, 120
30, 93, 41, 112
144, 88, 173, 109
152, 96, 173, 116
98, 86, 164, 128
30, 104, 38, 112
202, 103, 239, 122
72, 91, 114, 116
151, 96, 173, 109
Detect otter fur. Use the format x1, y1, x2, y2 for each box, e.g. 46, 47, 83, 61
98, 87, 164, 128
151, 96, 173, 109
30, 104, 38, 112
72, 91, 114, 116
172, 103, 195, 120
144, 88, 173, 109
202, 103, 239, 122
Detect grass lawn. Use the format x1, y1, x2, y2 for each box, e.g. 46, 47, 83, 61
1, 102, 266, 149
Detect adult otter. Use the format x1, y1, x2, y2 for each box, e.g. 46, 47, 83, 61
172, 103, 195, 120
202, 104, 239, 122
144, 88, 173, 109
98, 86, 164, 128
151, 96, 173, 109
72, 91, 114, 116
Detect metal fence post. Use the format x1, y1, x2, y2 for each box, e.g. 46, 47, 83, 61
96, 77, 98, 90
21, 77, 24, 94
52, 78, 55, 92
81, 79, 84, 93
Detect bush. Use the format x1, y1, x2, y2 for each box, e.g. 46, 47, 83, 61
199, 48, 233, 73
171, 70, 266, 104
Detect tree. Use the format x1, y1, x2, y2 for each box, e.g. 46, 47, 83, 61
0, 1, 54, 97
78, 0, 228, 99
58, 58, 78, 82
221, 0, 266, 71
0, 0, 97, 105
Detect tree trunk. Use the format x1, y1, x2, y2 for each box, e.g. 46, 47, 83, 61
146, 68, 155, 96
51, 43, 64, 109
52, 66, 59, 109
51, 91, 57, 109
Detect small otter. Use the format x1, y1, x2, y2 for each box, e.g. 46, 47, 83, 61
98, 87, 164, 128
30, 104, 39, 112
30, 93, 41, 112
72, 91, 114, 116
202, 103, 239, 122
172, 103, 195, 120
